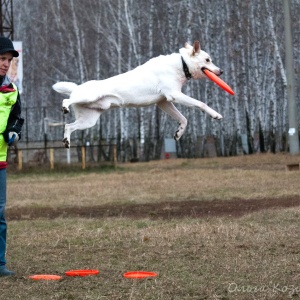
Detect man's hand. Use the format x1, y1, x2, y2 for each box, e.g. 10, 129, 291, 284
8, 132, 19, 146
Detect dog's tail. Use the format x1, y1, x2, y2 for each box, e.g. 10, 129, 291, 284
52, 82, 78, 96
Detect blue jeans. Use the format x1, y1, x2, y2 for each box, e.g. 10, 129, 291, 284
0, 168, 7, 266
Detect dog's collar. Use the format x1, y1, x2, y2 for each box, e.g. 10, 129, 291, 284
181, 57, 192, 80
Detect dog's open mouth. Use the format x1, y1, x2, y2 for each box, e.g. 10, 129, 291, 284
201, 68, 220, 77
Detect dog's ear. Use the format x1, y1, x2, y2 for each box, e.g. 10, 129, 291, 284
192, 41, 201, 55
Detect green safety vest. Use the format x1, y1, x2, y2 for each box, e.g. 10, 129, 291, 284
0, 83, 18, 161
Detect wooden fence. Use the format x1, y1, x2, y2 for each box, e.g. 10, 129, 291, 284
8, 144, 117, 171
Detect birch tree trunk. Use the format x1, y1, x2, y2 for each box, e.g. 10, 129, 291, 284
69, 0, 86, 83
12, 0, 300, 159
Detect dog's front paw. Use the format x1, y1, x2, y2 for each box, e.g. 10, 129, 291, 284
174, 131, 181, 141
212, 113, 223, 120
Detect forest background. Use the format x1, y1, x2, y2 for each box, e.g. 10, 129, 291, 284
12, 0, 300, 161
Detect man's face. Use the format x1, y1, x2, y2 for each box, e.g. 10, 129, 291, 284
0, 52, 13, 77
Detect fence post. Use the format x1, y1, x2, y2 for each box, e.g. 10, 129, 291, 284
50, 148, 54, 170
18, 150, 22, 171
81, 146, 86, 169
113, 144, 117, 164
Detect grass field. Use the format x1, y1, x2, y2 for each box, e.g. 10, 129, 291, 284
2, 153, 300, 299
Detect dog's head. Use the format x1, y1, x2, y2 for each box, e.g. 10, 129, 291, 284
179, 41, 223, 79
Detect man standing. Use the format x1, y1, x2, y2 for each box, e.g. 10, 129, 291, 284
0, 36, 24, 276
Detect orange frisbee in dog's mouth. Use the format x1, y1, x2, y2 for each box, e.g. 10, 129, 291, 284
202, 68, 234, 95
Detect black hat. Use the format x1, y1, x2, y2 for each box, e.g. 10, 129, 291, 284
0, 36, 19, 57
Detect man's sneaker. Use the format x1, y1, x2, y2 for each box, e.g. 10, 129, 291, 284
0, 267, 15, 276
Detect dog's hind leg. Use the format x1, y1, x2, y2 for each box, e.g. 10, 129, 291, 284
62, 98, 72, 114
157, 100, 187, 141
63, 105, 101, 148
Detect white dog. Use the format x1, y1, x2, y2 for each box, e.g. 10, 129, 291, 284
53, 41, 223, 148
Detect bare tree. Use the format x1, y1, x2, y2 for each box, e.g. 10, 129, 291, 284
12, 0, 300, 159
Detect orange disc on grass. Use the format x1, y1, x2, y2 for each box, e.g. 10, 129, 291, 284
123, 271, 158, 279
29, 274, 62, 281
202, 68, 235, 95
65, 269, 99, 277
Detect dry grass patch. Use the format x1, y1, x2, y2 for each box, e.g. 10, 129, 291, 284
2, 153, 300, 299
1, 207, 300, 299
7, 153, 300, 208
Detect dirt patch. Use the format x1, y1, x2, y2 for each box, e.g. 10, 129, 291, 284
6, 196, 300, 220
